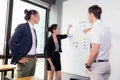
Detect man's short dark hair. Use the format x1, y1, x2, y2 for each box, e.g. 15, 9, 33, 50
88, 5, 102, 19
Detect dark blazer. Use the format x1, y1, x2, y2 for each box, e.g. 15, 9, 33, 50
45, 34, 67, 58
9, 22, 33, 64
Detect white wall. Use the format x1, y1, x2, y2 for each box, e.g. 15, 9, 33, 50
49, 0, 63, 26
61, 0, 120, 80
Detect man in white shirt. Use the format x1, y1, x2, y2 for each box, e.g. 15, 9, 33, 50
85, 5, 111, 80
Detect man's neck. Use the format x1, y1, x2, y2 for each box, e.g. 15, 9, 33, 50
93, 18, 99, 23
29, 20, 35, 27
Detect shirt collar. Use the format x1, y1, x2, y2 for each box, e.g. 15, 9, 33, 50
93, 19, 102, 27
28, 21, 34, 29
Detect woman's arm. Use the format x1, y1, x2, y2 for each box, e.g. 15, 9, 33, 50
47, 58, 55, 71
66, 24, 72, 36
47, 58, 53, 66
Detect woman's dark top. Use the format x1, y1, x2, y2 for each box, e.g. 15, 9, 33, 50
45, 34, 67, 71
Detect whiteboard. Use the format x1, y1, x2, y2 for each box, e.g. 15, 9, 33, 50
61, 0, 120, 79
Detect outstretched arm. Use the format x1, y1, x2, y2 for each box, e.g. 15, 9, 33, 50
66, 24, 72, 36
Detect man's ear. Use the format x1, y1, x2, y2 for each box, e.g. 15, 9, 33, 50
31, 14, 36, 18
88, 13, 93, 17
91, 13, 95, 18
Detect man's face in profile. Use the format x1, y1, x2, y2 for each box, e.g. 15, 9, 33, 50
88, 12, 93, 23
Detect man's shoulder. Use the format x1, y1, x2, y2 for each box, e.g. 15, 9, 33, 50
18, 22, 28, 27
16, 22, 29, 30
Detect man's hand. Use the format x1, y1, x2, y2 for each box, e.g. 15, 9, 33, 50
85, 63, 92, 71
18, 57, 29, 65
83, 28, 91, 33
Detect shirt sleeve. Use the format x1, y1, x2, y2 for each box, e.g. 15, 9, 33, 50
9, 24, 25, 55
90, 29, 101, 44
57, 34, 67, 39
45, 39, 52, 58
9, 24, 25, 64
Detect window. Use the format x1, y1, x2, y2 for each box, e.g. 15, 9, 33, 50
0, 0, 8, 79
0, 0, 8, 56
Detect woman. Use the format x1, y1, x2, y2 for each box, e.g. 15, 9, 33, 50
45, 24, 71, 80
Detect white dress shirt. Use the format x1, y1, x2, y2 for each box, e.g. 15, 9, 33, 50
90, 20, 111, 60
27, 22, 37, 55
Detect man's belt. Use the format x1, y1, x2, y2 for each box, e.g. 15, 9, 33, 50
25, 55, 36, 58
94, 60, 108, 63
